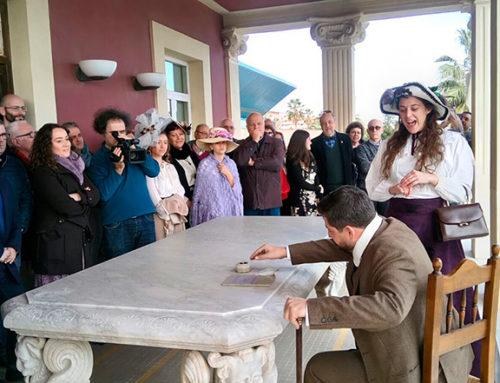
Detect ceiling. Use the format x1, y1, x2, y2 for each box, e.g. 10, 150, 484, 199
210, 0, 321, 12
199, 0, 470, 33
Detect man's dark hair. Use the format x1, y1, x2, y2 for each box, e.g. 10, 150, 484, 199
318, 186, 376, 230
93, 108, 130, 134
62, 121, 78, 129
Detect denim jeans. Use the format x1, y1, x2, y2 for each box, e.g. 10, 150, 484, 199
102, 213, 155, 259
244, 207, 281, 216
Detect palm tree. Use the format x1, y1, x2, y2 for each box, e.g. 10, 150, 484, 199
286, 98, 305, 128
435, 27, 471, 113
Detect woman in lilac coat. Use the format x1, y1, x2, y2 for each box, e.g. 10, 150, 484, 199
190, 128, 243, 226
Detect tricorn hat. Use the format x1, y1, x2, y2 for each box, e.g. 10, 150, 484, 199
380, 82, 449, 120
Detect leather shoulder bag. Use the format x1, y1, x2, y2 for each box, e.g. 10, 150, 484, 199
436, 189, 489, 242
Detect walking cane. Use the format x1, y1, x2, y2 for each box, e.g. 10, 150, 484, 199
296, 317, 304, 383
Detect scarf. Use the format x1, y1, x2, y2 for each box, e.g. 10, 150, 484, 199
56, 151, 85, 185
170, 143, 194, 161
323, 133, 336, 149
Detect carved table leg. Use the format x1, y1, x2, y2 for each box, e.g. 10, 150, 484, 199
180, 350, 211, 383
207, 342, 278, 383
15, 336, 93, 383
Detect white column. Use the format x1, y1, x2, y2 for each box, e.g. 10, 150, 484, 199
310, 15, 368, 131
222, 28, 248, 139
7, 0, 57, 127
491, 0, 499, 245
471, 0, 491, 259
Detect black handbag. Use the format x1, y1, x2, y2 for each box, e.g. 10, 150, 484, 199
436, 202, 489, 242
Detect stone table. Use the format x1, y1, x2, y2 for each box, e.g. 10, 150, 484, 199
2, 216, 328, 383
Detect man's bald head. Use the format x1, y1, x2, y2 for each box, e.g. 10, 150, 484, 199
367, 119, 384, 143
0, 94, 26, 124
220, 118, 234, 135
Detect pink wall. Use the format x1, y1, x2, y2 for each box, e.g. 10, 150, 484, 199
49, 0, 227, 151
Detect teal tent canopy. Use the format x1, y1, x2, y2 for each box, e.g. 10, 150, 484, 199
239, 62, 296, 119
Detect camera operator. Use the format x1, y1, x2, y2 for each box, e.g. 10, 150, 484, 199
88, 108, 160, 259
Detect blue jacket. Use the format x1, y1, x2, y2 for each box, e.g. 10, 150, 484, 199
0, 153, 33, 232
0, 175, 22, 284
88, 143, 160, 225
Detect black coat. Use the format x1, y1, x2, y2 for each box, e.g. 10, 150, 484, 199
31, 164, 100, 275
311, 132, 354, 190
285, 158, 321, 207
0, 175, 23, 284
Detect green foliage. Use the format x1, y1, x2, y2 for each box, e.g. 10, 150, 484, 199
286, 98, 305, 128
435, 26, 471, 113
382, 115, 397, 140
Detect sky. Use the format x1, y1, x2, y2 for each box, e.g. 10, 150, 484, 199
238, 11, 470, 125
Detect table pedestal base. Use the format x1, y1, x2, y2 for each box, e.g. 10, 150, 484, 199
181, 342, 278, 383
15, 336, 93, 383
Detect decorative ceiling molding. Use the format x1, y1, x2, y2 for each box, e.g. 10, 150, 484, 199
310, 15, 368, 48
222, 0, 469, 33
198, 0, 229, 14
222, 28, 249, 59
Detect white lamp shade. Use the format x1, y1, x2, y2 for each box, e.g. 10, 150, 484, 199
78, 60, 117, 78
136, 72, 165, 88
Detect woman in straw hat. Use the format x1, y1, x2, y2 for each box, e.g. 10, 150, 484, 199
190, 128, 243, 227
365, 81, 478, 375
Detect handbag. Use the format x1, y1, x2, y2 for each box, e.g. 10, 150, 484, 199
436, 197, 489, 242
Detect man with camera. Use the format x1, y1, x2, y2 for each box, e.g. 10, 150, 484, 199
89, 108, 159, 259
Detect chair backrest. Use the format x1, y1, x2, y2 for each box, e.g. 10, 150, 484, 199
423, 244, 500, 383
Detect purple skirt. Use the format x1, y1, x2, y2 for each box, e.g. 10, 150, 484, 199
385, 197, 465, 274
386, 197, 480, 376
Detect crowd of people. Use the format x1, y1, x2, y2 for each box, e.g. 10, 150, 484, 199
0, 81, 479, 382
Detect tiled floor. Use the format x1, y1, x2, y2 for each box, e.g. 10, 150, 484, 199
89, 324, 355, 383
89, 283, 354, 383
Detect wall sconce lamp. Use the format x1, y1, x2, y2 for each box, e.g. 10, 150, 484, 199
76, 60, 117, 81
133, 72, 165, 90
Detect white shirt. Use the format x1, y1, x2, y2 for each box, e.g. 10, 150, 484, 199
287, 215, 383, 325
365, 130, 474, 203
352, 215, 383, 267
146, 161, 186, 217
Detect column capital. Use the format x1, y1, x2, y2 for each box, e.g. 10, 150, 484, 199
222, 28, 248, 59
309, 15, 368, 48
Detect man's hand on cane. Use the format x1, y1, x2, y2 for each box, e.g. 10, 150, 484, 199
284, 297, 307, 330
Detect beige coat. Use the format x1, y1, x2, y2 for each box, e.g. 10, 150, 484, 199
290, 217, 473, 383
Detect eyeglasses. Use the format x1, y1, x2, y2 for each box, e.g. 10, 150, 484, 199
0, 133, 6, 139
368, 126, 382, 131
16, 131, 36, 139
5, 106, 27, 112
107, 129, 127, 136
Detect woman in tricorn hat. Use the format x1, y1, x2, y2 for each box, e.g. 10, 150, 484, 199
365, 81, 478, 375
190, 128, 243, 226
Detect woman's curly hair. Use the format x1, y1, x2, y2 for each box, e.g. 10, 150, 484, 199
30, 123, 68, 170
381, 98, 444, 179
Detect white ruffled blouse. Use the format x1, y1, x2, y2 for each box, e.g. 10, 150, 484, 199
366, 130, 474, 203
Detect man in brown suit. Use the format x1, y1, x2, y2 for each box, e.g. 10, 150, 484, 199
251, 186, 473, 383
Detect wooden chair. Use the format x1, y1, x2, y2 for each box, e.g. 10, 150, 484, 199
423, 244, 500, 383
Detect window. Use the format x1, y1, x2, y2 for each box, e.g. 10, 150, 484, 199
0, 0, 13, 97
165, 59, 190, 122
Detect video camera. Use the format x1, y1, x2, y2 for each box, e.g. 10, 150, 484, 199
109, 131, 146, 164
